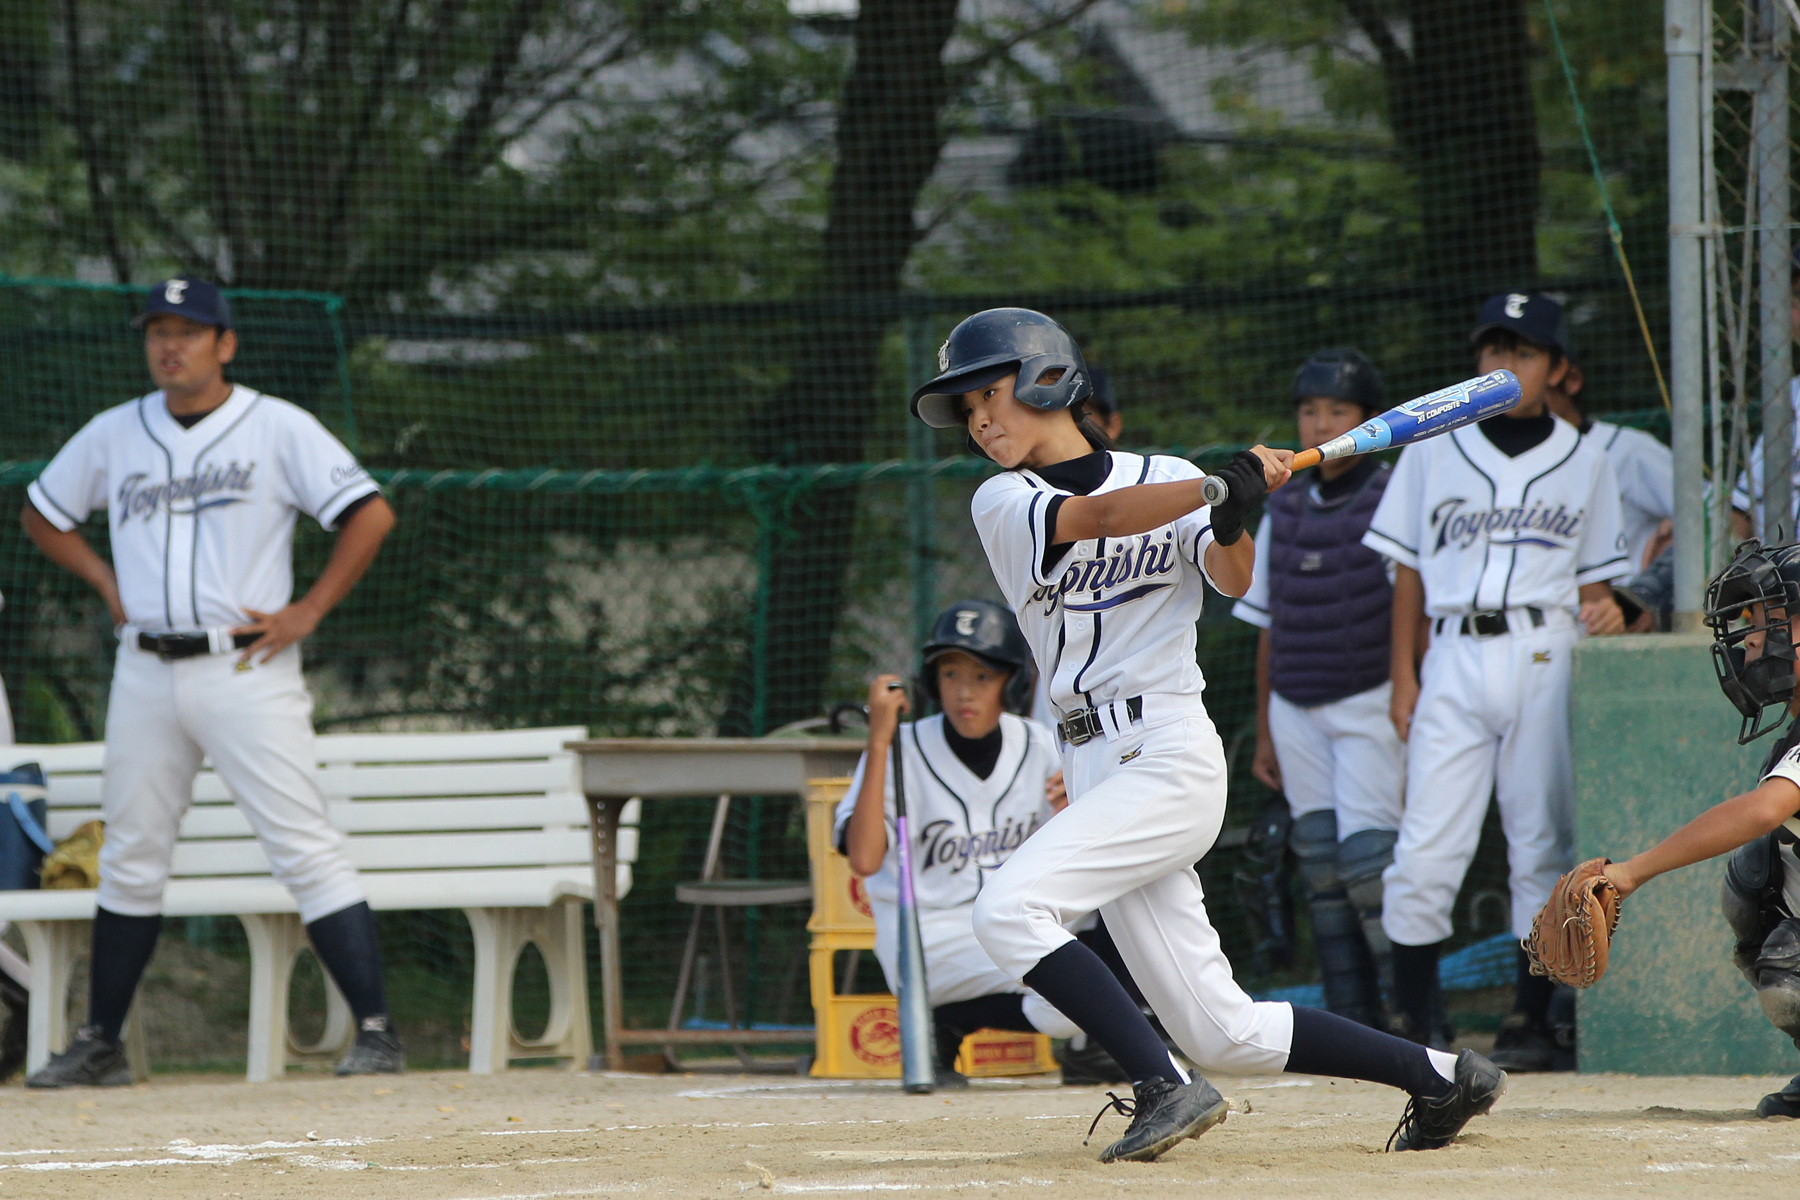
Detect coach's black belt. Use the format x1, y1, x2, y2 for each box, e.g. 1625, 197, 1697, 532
1058, 696, 1143, 746
1434, 606, 1545, 639
138, 631, 259, 661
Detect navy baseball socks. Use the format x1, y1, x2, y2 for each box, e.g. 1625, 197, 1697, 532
306, 901, 405, 1074
26, 907, 160, 1087
1391, 939, 1456, 1049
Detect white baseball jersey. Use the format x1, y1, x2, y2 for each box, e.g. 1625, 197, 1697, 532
1756, 739, 1800, 917
1362, 420, 1631, 617
970, 452, 1219, 716
1582, 419, 1672, 571
1732, 379, 1800, 538
27, 386, 379, 632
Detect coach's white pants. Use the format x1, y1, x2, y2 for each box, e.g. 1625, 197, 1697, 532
1267, 683, 1405, 832
870, 902, 1080, 1038
972, 702, 1293, 1076
97, 640, 365, 923
1382, 620, 1578, 947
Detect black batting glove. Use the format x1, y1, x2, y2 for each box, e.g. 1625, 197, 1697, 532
1206, 449, 1267, 546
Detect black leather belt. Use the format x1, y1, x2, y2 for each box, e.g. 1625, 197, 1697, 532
1434, 606, 1545, 639
138, 631, 259, 661
1058, 696, 1143, 746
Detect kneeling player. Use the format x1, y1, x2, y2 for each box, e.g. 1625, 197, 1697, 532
1589, 539, 1800, 1115
837, 600, 1084, 1087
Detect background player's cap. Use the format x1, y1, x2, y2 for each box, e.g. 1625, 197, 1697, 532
1470, 291, 1570, 358
1291, 348, 1383, 413
133, 278, 232, 330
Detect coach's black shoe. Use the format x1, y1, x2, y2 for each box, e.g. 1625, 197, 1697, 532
1487, 1014, 1557, 1073
1058, 1036, 1131, 1086
1088, 1076, 1228, 1163
1386, 1049, 1505, 1151
1756, 1073, 1800, 1118
0, 974, 26, 1083
26, 1026, 131, 1088
334, 1028, 405, 1076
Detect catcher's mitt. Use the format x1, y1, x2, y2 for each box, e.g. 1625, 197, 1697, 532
1523, 857, 1624, 988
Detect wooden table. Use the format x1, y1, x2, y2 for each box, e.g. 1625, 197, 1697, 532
568, 737, 865, 1069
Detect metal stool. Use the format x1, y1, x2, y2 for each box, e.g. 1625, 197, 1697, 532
665, 794, 811, 1068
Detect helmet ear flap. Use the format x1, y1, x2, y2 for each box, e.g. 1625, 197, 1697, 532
1012, 353, 1091, 412
1002, 662, 1035, 715
917, 665, 941, 713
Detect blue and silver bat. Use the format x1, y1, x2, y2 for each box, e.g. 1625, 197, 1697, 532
887, 682, 936, 1094
1199, 369, 1522, 505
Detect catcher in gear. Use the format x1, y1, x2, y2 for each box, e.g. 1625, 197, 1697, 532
1544, 538, 1800, 1115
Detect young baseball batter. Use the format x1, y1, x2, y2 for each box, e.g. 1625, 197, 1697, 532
1364, 291, 1629, 1068
913, 307, 1504, 1163
837, 599, 1082, 1087
1584, 538, 1800, 1115
21, 279, 403, 1086
1233, 349, 1403, 1030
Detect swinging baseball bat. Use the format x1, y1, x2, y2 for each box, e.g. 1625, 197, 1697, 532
1199, 369, 1522, 506
887, 682, 936, 1095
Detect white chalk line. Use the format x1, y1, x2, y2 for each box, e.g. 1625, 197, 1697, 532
767, 1179, 1059, 1194
808, 1151, 1022, 1162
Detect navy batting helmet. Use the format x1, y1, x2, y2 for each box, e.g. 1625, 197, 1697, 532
1291, 348, 1384, 413
910, 308, 1093, 429
1708, 539, 1800, 743
918, 599, 1035, 715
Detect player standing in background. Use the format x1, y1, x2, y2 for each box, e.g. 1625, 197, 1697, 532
20, 279, 403, 1086
1233, 349, 1402, 1031
913, 307, 1504, 1162
1364, 291, 1629, 1068
838, 600, 1082, 1088
1542, 350, 1673, 573
1730, 263, 1800, 540
1584, 538, 1800, 1116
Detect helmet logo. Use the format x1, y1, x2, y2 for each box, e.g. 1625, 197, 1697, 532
954, 610, 978, 636
1504, 293, 1528, 319
165, 279, 189, 304
937, 341, 950, 372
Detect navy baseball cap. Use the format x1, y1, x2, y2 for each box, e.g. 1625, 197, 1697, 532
1470, 291, 1569, 358
133, 278, 232, 330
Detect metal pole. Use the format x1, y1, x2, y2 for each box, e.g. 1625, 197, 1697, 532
1755, 0, 1793, 541
903, 316, 938, 658
1670, 0, 1708, 627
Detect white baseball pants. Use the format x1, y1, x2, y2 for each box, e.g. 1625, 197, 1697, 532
870, 902, 1079, 1037
1267, 683, 1405, 833
1381, 616, 1578, 946
97, 639, 365, 923
972, 699, 1293, 1076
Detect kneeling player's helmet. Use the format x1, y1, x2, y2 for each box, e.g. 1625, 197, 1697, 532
1291, 348, 1384, 414
910, 309, 1092, 429
1707, 539, 1800, 742
919, 599, 1035, 715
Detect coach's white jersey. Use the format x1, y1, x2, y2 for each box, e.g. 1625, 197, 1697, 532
1582, 420, 1671, 571
1362, 420, 1630, 617
28, 386, 380, 632
833, 713, 1062, 911
1732, 379, 1800, 538
971, 452, 1219, 716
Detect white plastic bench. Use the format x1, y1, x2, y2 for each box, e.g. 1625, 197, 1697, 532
0, 726, 639, 1081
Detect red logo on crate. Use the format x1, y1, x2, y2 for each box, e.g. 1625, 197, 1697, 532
849, 1006, 900, 1065
849, 876, 872, 918
968, 1035, 1037, 1069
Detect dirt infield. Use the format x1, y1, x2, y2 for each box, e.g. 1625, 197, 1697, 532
2, 1065, 1797, 1199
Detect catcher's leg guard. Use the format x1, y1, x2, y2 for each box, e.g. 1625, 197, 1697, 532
1232, 798, 1295, 973
1752, 920, 1800, 1047
1294, 812, 1383, 1027
1338, 828, 1399, 1008
1724, 833, 1785, 981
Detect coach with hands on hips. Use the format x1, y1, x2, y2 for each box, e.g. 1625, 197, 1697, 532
20, 279, 403, 1086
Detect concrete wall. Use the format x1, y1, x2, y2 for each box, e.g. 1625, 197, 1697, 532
1572, 633, 1796, 1074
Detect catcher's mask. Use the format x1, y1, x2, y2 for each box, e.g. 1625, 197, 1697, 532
1707, 538, 1800, 743
917, 599, 1035, 716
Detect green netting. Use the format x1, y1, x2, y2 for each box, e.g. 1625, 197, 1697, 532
0, 0, 1680, 1067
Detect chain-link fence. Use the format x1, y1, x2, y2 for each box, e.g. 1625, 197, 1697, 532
0, 0, 1680, 1067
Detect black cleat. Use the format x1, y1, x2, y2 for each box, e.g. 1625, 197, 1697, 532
1387, 1048, 1505, 1151
1087, 1076, 1228, 1163
1058, 1037, 1131, 1086
934, 1065, 969, 1090
1756, 1073, 1800, 1118
334, 1028, 406, 1076
26, 1026, 131, 1088
1487, 1014, 1558, 1073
